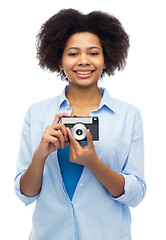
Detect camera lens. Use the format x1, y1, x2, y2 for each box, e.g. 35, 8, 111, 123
76, 129, 83, 136
72, 123, 87, 141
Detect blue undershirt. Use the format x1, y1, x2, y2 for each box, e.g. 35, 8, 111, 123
57, 141, 86, 200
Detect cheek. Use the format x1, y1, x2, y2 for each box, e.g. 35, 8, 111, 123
95, 58, 105, 68
62, 60, 75, 71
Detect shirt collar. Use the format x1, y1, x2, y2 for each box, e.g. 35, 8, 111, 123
98, 87, 115, 112
57, 86, 70, 110
57, 85, 115, 113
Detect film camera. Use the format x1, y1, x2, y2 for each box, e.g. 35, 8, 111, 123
60, 116, 99, 141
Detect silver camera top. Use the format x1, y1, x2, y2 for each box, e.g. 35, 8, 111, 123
60, 116, 97, 124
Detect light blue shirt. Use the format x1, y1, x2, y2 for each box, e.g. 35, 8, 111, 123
15, 86, 146, 240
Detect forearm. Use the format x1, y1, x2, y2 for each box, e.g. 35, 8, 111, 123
20, 149, 46, 197
88, 157, 125, 198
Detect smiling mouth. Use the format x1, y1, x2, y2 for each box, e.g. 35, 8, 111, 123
73, 70, 94, 75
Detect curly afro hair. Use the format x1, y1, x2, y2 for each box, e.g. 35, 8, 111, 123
36, 9, 130, 80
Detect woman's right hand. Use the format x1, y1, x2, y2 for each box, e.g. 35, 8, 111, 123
20, 112, 71, 197
36, 113, 71, 159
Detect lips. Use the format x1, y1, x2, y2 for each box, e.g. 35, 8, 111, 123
73, 69, 95, 79
73, 69, 95, 75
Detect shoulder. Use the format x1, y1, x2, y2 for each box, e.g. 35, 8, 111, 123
110, 97, 142, 123
115, 100, 143, 131
112, 97, 139, 113
25, 96, 60, 124
101, 87, 140, 116
30, 97, 57, 111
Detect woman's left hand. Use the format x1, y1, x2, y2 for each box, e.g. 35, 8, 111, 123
66, 127, 125, 198
66, 127, 100, 168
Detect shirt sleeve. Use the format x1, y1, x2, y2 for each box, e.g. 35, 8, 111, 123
110, 109, 146, 207
14, 107, 39, 206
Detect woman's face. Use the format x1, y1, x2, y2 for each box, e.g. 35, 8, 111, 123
61, 32, 106, 88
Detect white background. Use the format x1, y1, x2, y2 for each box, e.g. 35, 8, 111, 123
0, 0, 166, 239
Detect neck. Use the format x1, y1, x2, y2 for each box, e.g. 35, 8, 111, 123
66, 83, 102, 106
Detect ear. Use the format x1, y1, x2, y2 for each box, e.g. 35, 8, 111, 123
59, 61, 63, 71
59, 65, 63, 71
103, 62, 107, 70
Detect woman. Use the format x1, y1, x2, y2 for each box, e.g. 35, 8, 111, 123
15, 9, 146, 240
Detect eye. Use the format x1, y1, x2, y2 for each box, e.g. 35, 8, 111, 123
68, 52, 78, 56
90, 52, 99, 56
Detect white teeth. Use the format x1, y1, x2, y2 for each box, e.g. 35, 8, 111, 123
75, 71, 93, 75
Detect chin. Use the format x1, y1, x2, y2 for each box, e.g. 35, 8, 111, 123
69, 78, 98, 87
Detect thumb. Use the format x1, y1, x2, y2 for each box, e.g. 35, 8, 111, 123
86, 129, 93, 147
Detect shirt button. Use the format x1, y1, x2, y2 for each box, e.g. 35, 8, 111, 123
80, 183, 84, 187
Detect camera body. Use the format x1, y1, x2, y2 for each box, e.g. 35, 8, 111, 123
60, 116, 99, 141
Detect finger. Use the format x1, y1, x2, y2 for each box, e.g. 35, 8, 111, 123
66, 127, 81, 149
54, 131, 66, 148
86, 129, 93, 147
42, 134, 61, 149
52, 123, 68, 142
48, 136, 60, 148
53, 113, 71, 124
46, 127, 66, 148
79, 141, 84, 148
65, 141, 70, 146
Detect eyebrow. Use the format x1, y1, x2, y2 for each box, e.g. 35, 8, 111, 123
65, 46, 102, 52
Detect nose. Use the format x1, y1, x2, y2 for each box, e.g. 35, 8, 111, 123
77, 53, 91, 66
